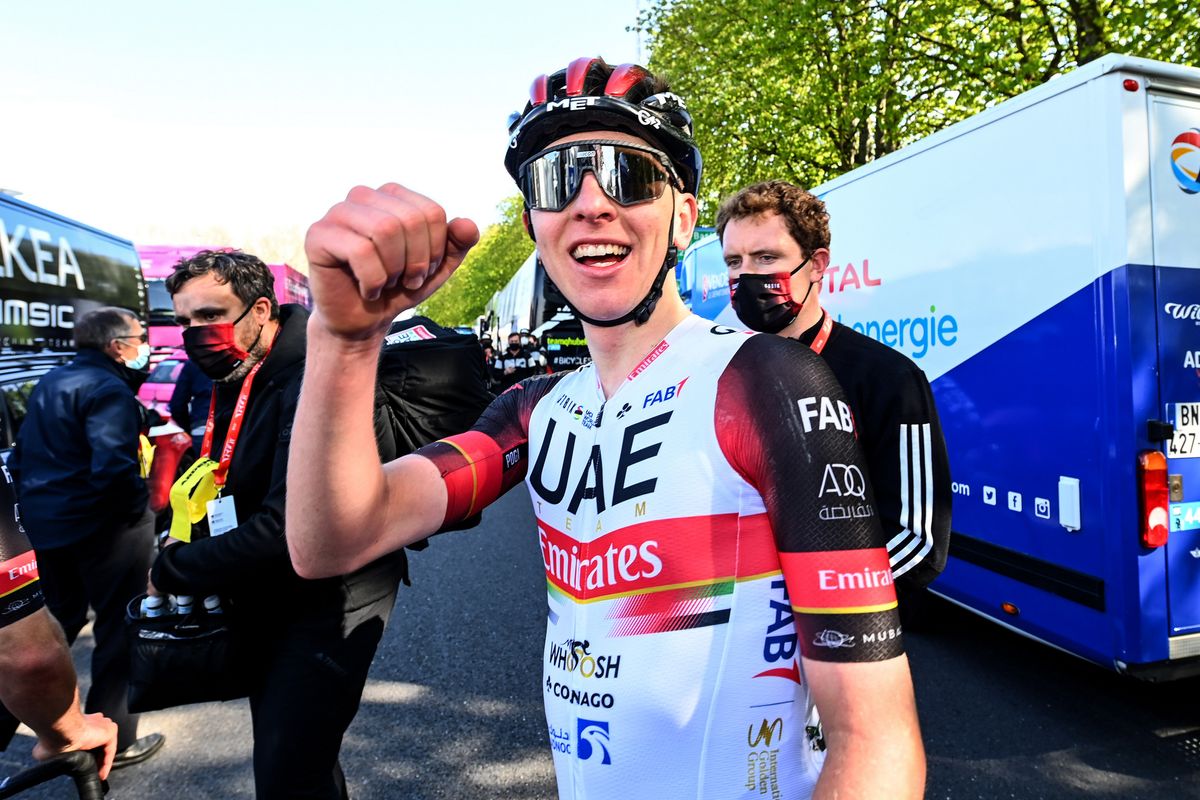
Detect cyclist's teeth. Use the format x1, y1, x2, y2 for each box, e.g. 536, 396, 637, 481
573, 244, 630, 260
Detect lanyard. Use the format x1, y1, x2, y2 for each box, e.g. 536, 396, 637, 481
167, 331, 276, 541
808, 311, 833, 355
199, 331, 277, 487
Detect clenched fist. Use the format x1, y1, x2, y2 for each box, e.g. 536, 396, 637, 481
304, 184, 480, 341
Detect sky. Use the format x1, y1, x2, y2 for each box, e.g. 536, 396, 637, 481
2, 0, 646, 257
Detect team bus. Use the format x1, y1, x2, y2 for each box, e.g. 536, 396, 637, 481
0, 194, 192, 517
1, 193, 147, 448
681, 54, 1200, 680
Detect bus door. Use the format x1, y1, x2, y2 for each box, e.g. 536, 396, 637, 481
1150, 87, 1200, 641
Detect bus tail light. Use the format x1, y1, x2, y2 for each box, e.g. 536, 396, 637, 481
1138, 450, 1169, 548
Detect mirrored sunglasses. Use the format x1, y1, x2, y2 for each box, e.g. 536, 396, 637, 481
518, 140, 682, 212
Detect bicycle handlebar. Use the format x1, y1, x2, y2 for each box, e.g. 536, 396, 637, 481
0, 750, 107, 799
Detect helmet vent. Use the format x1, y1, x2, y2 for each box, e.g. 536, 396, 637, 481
530, 74, 548, 106
605, 64, 649, 98
565, 56, 601, 97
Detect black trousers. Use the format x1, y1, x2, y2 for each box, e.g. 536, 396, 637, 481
246, 576, 398, 800
35, 508, 155, 751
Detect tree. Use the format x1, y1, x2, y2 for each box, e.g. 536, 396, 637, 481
417, 195, 533, 326
638, 0, 1200, 219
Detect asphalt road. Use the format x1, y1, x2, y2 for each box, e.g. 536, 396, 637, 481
4, 487, 1199, 798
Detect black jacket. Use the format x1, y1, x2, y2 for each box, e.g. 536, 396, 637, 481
795, 317, 953, 591
9, 348, 148, 549
151, 305, 406, 617
375, 317, 494, 458
168, 359, 212, 436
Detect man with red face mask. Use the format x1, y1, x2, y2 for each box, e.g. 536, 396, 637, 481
149, 250, 408, 799
287, 59, 924, 799
719, 181, 952, 614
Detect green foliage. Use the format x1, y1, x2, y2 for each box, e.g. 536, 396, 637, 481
417, 195, 533, 326
638, 0, 1200, 220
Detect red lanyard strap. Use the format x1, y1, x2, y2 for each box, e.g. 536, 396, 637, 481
198, 331, 277, 487
808, 311, 833, 356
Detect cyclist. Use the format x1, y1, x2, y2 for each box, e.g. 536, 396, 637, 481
0, 464, 117, 780
288, 58, 924, 799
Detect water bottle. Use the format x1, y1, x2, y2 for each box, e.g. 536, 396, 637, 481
175, 595, 194, 616
203, 595, 222, 614
141, 595, 166, 618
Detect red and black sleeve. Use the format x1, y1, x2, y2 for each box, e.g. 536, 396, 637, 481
717, 335, 904, 663
417, 373, 567, 527
0, 465, 43, 630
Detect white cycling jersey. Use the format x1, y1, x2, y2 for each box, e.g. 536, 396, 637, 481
423, 314, 903, 800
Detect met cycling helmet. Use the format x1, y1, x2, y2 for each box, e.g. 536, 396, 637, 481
504, 57, 702, 198
505, 58, 703, 327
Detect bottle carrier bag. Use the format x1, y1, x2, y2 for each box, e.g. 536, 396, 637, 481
124, 593, 250, 712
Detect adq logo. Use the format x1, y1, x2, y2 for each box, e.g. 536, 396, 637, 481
1171, 129, 1200, 195
818, 463, 867, 499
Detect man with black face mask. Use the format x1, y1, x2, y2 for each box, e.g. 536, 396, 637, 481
8, 306, 165, 769
719, 181, 952, 616
148, 250, 408, 799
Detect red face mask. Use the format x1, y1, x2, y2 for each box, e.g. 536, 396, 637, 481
181, 303, 258, 380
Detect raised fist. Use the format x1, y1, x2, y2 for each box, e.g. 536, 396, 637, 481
304, 183, 480, 341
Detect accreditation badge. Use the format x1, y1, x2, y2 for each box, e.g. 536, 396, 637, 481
206, 495, 239, 536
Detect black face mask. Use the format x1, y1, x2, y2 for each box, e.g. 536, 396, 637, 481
729, 256, 815, 334
182, 302, 260, 381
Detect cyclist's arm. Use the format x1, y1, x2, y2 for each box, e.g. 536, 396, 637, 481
290, 322, 547, 579
804, 657, 923, 799
717, 335, 925, 799
289, 324, 443, 578
290, 185, 481, 578
0, 466, 117, 780
0, 610, 118, 779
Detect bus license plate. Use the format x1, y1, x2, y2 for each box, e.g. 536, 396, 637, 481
1170, 403, 1200, 459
